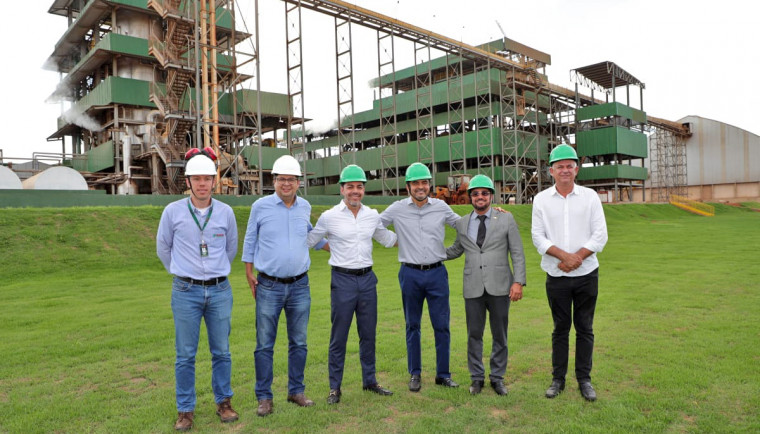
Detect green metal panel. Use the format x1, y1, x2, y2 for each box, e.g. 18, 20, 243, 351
576, 165, 648, 181
240, 146, 289, 170
234, 90, 291, 117
68, 141, 114, 172
87, 140, 115, 172
576, 126, 647, 159
576, 102, 647, 124
371, 39, 550, 87
110, 0, 236, 30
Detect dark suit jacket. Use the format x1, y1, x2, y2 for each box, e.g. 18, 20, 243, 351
446, 209, 526, 299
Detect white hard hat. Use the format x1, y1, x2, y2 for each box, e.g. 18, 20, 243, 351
185, 154, 217, 176
272, 155, 302, 176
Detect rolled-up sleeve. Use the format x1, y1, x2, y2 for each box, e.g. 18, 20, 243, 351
583, 196, 608, 253
531, 198, 553, 255
241, 203, 259, 264
156, 209, 173, 272
226, 209, 238, 264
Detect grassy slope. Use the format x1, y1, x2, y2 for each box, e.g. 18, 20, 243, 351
0, 203, 758, 433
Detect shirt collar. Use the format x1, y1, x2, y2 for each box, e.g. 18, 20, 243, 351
550, 184, 579, 196
404, 196, 430, 207
338, 200, 359, 210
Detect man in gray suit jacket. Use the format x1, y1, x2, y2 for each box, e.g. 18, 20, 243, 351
446, 175, 527, 396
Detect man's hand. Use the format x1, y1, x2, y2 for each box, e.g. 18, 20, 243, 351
244, 262, 258, 298
560, 251, 583, 272
509, 283, 523, 302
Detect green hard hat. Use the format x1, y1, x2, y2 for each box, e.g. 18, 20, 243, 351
549, 144, 579, 165
405, 163, 432, 182
467, 174, 495, 192
339, 164, 367, 183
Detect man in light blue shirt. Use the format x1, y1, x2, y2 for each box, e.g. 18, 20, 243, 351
242, 155, 324, 417
156, 148, 239, 431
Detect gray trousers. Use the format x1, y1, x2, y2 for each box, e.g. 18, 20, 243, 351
464, 293, 511, 381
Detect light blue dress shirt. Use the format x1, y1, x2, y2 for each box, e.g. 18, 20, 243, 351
380, 197, 460, 265
156, 198, 238, 280
242, 194, 324, 278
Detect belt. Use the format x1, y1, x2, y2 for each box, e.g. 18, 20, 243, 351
332, 266, 373, 276
403, 261, 443, 271
259, 271, 308, 284
177, 276, 227, 286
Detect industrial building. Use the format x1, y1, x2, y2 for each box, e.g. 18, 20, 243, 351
29, 0, 757, 203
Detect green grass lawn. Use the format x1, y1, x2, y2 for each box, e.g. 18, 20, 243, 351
1, 202, 758, 433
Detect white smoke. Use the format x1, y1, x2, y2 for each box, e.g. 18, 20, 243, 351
62, 108, 104, 132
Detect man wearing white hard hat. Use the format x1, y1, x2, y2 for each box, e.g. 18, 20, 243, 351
242, 154, 325, 417
157, 147, 239, 431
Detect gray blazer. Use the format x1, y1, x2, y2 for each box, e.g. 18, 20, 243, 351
446, 209, 527, 299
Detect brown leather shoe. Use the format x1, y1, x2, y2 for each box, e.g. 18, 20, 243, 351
174, 411, 194, 431
216, 398, 239, 423
257, 399, 273, 417
287, 393, 315, 407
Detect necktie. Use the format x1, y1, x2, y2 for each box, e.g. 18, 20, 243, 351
476, 215, 487, 248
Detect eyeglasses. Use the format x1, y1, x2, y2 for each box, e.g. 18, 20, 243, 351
470, 191, 491, 197
184, 147, 217, 161
276, 177, 298, 184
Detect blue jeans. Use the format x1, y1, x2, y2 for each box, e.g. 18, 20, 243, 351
329, 270, 378, 390
254, 274, 311, 400
171, 277, 233, 412
398, 264, 451, 378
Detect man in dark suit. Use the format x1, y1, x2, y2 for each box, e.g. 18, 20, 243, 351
446, 174, 527, 396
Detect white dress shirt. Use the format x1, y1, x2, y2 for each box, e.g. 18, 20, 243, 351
308, 200, 397, 268
531, 184, 608, 277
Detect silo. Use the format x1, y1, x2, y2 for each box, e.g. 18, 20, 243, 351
22, 166, 88, 190
0, 166, 22, 189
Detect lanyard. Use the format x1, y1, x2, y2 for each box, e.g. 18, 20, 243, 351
187, 200, 213, 233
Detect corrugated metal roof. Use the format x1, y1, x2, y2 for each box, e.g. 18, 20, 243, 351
572, 61, 644, 90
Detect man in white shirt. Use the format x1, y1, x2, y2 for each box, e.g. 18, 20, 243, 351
531, 144, 608, 402
308, 165, 397, 405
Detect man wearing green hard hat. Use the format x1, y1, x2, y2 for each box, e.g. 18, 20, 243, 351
445, 174, 526, 396
308, 164, 397, 404
531, 144, 608, 402
379, 162, 463, 391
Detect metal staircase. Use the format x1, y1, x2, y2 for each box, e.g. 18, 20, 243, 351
148, 0, 195, 193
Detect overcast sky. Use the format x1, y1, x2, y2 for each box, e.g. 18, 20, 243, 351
3, 0, 757, 161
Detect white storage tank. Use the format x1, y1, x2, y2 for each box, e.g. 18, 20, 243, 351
22, 166, 88, 190
0, 165, 22, 189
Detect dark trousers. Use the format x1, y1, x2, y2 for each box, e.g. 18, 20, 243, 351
465, 293, 511, 381
398, 264, 451, 378
328, 269, 379, 390
545, 268, 598, 383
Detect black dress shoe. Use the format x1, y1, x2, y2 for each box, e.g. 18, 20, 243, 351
578, 381, 597, 401
490, 380, 508, 396
326, 389, 341, 405
409, 374, 421, 392
545, 379, 565, 399
363, 383, 393, 396
469, 380, 484, 395
434, 377, 459, 388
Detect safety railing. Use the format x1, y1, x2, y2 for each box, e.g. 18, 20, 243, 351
670, 194, 715, 216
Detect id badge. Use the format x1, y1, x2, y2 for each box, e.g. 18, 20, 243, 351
200, 242, 209, 257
